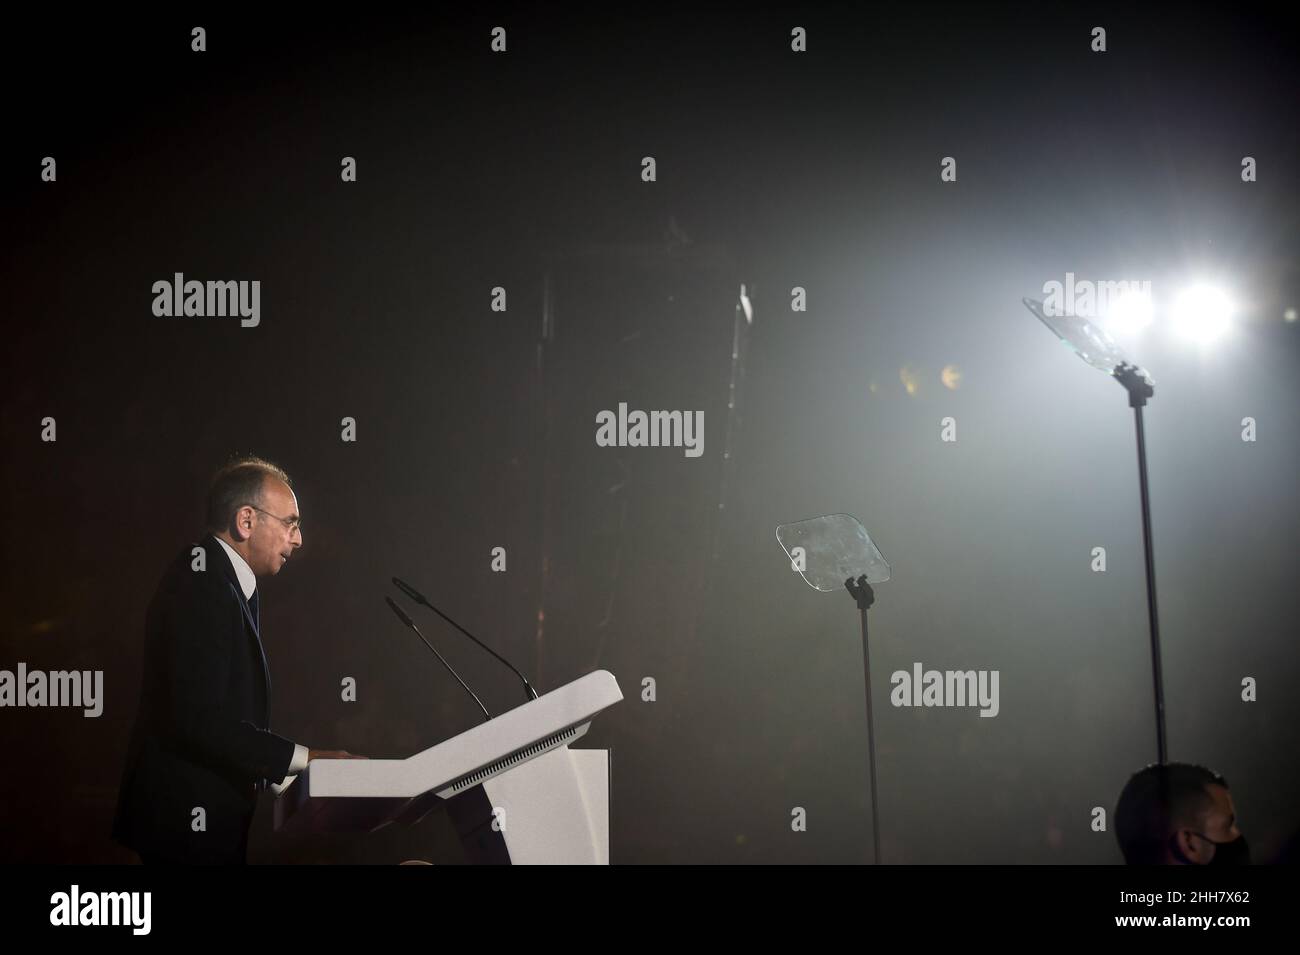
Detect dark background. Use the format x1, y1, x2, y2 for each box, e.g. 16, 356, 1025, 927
1, 3, 1297, 863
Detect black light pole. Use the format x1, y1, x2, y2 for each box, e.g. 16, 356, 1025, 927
845, 575, 882, 863
777, 514, 890, 865
1113, 363, 1167, 765
1023, 298, 1168, 766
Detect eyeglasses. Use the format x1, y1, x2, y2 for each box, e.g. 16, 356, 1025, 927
245, 504, 303, 535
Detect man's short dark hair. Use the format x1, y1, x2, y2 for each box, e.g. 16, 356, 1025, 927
1115, 762, 1228, 865
206, 455, 292, 532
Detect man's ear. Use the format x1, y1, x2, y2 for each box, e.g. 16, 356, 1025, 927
1171, 829, 1204, 865
231, 506, 255, 543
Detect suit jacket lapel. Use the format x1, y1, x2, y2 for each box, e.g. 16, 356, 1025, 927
201, 533, 273, 717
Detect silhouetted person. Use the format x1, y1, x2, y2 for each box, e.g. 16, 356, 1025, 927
1115, 762, 1250, 865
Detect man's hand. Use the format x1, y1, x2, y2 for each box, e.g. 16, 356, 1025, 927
308, 749, 369, 761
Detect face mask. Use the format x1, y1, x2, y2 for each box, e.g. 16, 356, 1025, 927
1194, 832, 1251, 866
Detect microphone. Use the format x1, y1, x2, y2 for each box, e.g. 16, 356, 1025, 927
384, 596, 491, 722
391, 576, 540, 702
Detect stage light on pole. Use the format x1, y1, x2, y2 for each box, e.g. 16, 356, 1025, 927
1171, 284, 1233, 344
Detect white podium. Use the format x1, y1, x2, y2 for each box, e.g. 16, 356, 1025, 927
273, 670, 621, 864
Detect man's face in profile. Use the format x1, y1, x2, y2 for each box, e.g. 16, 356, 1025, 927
1176, 783, 1245, 865
245, 477, 303, 576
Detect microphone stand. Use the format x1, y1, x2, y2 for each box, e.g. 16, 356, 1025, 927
385, 596, 492, 722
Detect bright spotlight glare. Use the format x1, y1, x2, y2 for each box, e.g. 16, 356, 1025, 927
1171, 285, 1232, 344
1105, 288, 1154, 334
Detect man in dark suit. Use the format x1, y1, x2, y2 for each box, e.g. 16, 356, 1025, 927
113, 456, 362, 864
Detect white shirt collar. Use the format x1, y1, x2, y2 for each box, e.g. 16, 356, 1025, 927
213, 535, 257, 600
